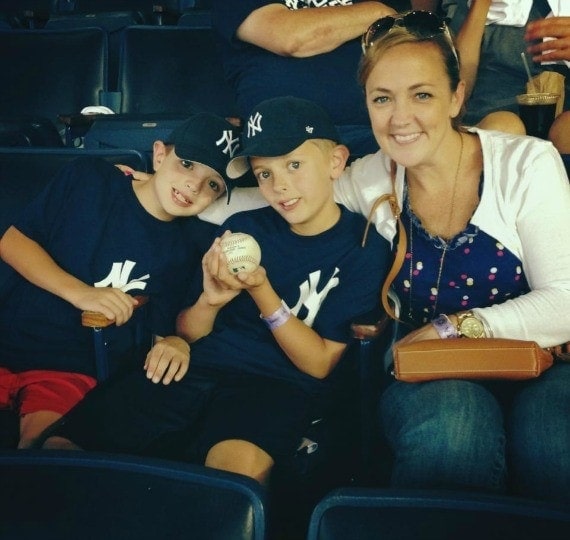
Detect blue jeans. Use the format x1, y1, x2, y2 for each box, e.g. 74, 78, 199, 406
379, 362, 570, 503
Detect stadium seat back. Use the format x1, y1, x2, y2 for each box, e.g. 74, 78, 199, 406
0, 27, 108, 128
0, 450, 267, 540
307, 487, 570, 540
118, 25, 238, 118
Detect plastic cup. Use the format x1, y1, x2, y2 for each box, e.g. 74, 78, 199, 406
516, 92, 559, 139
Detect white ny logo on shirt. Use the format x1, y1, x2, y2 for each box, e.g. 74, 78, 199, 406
95, 260, 150, 293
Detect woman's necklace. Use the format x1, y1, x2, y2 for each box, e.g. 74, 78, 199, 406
407, 133, 464, 321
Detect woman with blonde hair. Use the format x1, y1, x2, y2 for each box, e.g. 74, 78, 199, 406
334, 10, 570, 502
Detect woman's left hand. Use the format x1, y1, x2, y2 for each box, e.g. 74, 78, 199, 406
394, 322, 441, 347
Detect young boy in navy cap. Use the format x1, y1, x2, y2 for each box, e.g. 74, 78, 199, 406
0, 113, 240, 448
43, 97, 390, 486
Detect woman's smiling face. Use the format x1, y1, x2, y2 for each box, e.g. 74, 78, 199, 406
364, 41, 464, 168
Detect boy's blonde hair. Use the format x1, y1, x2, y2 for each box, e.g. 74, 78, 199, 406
309, 139, 338, 153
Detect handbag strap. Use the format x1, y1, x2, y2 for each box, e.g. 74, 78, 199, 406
361, 160, 407, 320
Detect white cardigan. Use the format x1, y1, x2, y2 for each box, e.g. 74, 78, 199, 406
200, 128, 570, 347
335, 128, 570, 347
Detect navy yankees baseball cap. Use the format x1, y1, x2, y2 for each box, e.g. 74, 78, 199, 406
226, 96, 341, 179
166, 113, 241, 203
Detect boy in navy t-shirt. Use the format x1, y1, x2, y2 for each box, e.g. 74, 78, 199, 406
0, 113, 240, 448
44, 97, 390, 486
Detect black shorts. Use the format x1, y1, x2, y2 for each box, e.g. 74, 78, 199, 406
50, 366, 319, 464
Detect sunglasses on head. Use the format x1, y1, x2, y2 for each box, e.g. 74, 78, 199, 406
361, 10, 457, 61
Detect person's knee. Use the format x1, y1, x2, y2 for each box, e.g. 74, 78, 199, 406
382, 380, 503, 438
549, 111, 570, 153
18, 410, 62, 449
510, 373, 570, 502
477, 111, 526, 135
381, 381, 506, 489
412, 387, 503, 465
205, 439, 274, 485
511, 364, 570, 452
42, 435, 83, 451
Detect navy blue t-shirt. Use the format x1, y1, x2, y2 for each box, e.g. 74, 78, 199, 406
190, 205, 390, 395
0, 157, 215, 377
212, 0, 370, 127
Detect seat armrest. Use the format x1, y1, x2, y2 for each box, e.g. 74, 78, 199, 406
81, 295, 149, 328
351, 311, 391, 341
58, 113, 100, 128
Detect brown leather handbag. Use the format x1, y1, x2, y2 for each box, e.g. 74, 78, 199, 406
392, 338, 554, 383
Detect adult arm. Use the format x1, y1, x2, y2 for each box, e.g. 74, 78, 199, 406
525, 16, 570, 63
199, 187, 268, 226
472, 146, 570, 347
0, 226, 137, 324
455, 0, 493, 100
237, 2, 395, 57
333, 153, 400, 245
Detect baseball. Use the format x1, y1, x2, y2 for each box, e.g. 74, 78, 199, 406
220, 232, 262, 274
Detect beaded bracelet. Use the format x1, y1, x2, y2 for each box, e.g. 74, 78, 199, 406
260, 300, 291, 331
431, 313, 458, 339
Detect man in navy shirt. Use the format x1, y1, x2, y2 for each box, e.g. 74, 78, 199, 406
211, 0, 396, 158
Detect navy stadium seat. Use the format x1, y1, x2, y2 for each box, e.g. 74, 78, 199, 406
45, 11, 144, 92
0, 450, 267, 540
0, 27, 109, 140
0, 116, 64, 148
117, 25, 238, 118
307, 487, 570, 540
0, 0, 55, 28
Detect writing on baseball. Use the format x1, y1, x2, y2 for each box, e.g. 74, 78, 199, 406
220, 232, 262, 274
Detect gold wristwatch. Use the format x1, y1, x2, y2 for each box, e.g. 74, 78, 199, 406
456, 311, 486, 338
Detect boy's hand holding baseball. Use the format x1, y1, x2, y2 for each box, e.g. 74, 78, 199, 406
200, 236, 242, 306
201, 232, 264, 297
205, 231, 267, 293
232, 266, 267, 289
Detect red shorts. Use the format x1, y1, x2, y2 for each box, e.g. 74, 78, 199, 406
0, 368, 97, 416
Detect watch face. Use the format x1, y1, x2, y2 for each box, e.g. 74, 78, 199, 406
460, 316, 485, 338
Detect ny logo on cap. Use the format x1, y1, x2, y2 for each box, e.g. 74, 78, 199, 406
247, 112, 263, 138
306, 126, 314, 133
216, 130, 240, 157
